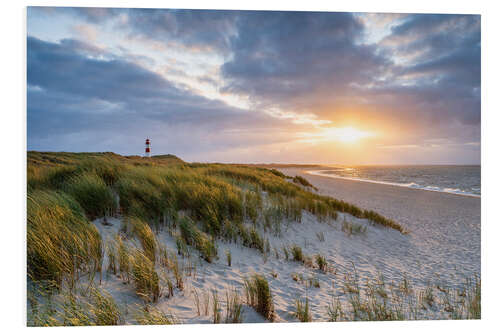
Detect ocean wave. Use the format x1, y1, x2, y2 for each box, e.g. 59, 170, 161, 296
306, 170, 481, 198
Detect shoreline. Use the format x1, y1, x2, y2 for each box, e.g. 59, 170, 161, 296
279, 167, 480, 213
305, 169, 481, 198
278, 167, 480, 282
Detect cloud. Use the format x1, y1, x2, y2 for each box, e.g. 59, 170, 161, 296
368, 14, 481, 131
72, 24, 99, 42
217, 11, 480, 145
124, 9, 238, 54
63, 7, 123, 23
221, 12, 389, 109
27, 36, 295, 156
32, 7, 238, 53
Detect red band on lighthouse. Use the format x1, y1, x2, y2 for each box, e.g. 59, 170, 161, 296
145, 138, 151, 157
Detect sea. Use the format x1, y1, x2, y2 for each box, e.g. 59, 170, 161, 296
307, 165, 481, 197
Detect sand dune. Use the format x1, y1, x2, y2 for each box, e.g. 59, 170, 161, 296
85, 169, 480, 323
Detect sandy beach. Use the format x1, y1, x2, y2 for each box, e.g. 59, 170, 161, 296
279, 167, 481, 284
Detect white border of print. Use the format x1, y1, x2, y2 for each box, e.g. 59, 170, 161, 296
1, 1, 498, 333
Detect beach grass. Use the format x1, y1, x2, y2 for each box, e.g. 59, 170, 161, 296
292, 175, 317, 191
290, 244, 304, 263
64, 172, 116, 220
129, 216, 157, 264
225, 289, 244, 323
179, 216, 217, 262
28, 286, 122, 326
212, 290, 222, 324
135, 307, 177, 325
243, 274, 274, 321
27, 190, 102, 289
294, 297, 312, 322
341, 219, 367, 236
130, 248, 160, 303
315, 254, 328, 272
26, 151, 430, 326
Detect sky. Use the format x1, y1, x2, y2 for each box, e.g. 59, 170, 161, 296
27, 7, 481, 164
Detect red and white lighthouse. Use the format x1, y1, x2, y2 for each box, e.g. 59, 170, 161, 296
145, 138, 151, 157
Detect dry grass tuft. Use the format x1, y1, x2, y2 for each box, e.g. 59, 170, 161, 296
294, 297, 312, 322
243, 274, 274, 321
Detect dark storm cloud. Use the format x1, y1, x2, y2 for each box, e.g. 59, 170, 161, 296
369, 14, 481, 129
384, 14, 480, 59
27, 36, 289, 154
125, 9, 238, 53
220, 12, 390, 109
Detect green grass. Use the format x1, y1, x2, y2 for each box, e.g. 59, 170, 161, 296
27, 190, 102, 289
465, 275, 481, 319
179, 216, 218, 262
129, 217, 157, 264
268, 168, 290, 179
243, 274, 274, 321
134, 307, 177, 325
115, 168, 173, 223
130, 248, 160, 303
28, 286, 122, 326
363, 210, 406, 234
116, 234, 130, 282
212, 290, 222, 324
238, 224, 265, 253
290, 244, 304, 263
315, 254, 328, 272
244, 190, 262, 224
294, 297, 312, 322
341, 219, 367, 236
324, 268, 481, 322
89, 288, 122, 325
225, 289, 244, 323
28, 152, 404, 246
292, 175, 317, 191
170, 253, 184, 290
28, 165, 77, 192
327, 297, 344, 322
226, 249, 232, 267
106, 239, 117, 275
27, 151, 407, 314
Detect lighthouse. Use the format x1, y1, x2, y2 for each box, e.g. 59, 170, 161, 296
145, 138, 151, 157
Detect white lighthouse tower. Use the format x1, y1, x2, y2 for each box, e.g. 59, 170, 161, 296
145, 138, 151, 157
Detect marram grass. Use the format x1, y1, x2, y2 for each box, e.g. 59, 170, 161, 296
243, 273, 274, 321
26, 151, 421, 326
27, 190, 102, 289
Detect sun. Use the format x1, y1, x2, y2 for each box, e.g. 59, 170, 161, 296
298, 126, 375, 144
327, 127, 373, 143
316, 126, 374, 143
